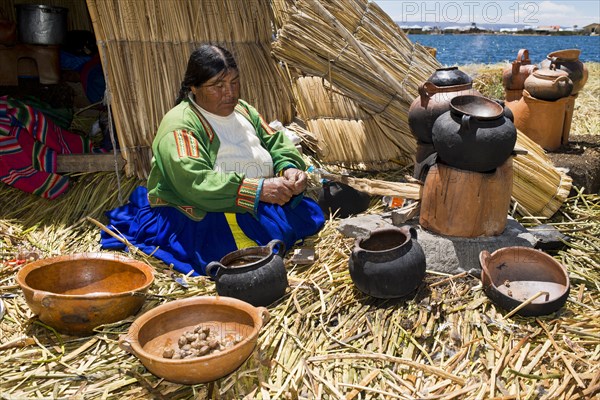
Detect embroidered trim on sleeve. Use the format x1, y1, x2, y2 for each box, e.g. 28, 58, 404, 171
236, 178, 260, 212
173, 130, 200, 158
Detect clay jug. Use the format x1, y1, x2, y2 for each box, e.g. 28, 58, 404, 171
524, 68, 573, 101
206, 239, 288, 307
502, 49, 538, 90
432, 95, 517, 172
349, 226, 426, 299
539, 49, 588, 94
408, 67, 482, 143
505, 90, 570, 151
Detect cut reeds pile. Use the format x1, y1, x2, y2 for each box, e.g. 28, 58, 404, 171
0, 186, 599, 399
272, 0, 440, 167
85, 0, 293, 178
294, 76, 411, 170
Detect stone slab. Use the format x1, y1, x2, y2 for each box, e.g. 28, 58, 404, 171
336, 214, 537, 276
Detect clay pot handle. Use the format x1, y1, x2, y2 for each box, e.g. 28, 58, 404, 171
461, 114, 471, 130
418, 81, 439, 99
257, 306, 271, 327
553, 75, 571, 86
33, 291, 52, 308
516, 49, 530, 63
118, 335, 137, 355
267, 239, 286, 256
409, 226, 418, 240
205, 261, 224, 277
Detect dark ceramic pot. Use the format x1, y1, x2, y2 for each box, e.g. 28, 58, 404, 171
539, 49, 588, 95
206, 240, 288, 307
408, 67, 482, 143
432, 95, 517, 172
317, 181, 371, 219
349, 226, 426, 299
524, 68, 573, 101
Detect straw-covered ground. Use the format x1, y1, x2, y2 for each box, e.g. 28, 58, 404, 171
0, 64, 599, 400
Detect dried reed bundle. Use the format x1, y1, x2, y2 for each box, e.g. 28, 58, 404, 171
512, 131, 573, 217
294, 76, 414, 170
319, 171, 422, 199
272, 0, 440, 166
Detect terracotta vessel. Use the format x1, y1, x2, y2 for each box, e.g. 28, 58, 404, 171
524, 68, 573, 101
479, 247, 570, 316
419, 159, 513, 237
349, 226, 426, 299
502, 49, 538, 90
506, 90, 570, 151
539, 49, 588, 94
408, 67, 482, 143
206, 240, 288, 307
16, 252, 154, 336
432, 95, 517, 172
119, 296, 270, 384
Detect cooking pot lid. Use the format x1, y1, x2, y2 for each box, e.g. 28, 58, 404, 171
533, 68, 569, 78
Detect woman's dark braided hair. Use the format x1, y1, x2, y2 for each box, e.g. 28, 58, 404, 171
174, 44, 238, 105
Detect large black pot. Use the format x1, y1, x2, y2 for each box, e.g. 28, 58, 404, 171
349, 226, 426, 299
432, 95, 517, 172
206, 240, 288, 307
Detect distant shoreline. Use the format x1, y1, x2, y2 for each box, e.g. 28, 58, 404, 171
404, 30, 596, 37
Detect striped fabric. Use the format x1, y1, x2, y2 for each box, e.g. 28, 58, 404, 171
0, 96, 96, 199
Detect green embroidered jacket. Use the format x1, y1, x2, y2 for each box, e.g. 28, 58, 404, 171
146, 99, 304, 220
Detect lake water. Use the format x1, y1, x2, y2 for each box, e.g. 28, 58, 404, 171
407, 34, 600, 66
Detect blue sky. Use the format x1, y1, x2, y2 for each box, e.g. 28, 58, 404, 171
373, 1, 600, 27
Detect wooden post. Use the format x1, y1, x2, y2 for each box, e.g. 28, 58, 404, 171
419, 158, 513, 237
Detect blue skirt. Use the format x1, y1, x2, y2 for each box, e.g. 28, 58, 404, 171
100, 186, 325, 276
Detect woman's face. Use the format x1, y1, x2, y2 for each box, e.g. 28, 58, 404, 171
192, 69, 240, 116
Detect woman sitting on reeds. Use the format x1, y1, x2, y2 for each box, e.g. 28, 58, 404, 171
100, 44, 324, 275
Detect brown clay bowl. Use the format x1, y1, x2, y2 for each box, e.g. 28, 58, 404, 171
479, 247, 570, 316
119, 296, 270, 385
16, 252, 154, 336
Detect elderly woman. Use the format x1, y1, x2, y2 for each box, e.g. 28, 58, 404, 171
101, 45, 325, 275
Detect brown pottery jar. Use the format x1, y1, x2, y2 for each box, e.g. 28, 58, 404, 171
432, 95, 517, 172
408, 67, 482, 143
539, 49, 588, 94
502, 49, 538, 90
206, 239, 288, 307
524, 68, 573, 101
349, 226, 426, 299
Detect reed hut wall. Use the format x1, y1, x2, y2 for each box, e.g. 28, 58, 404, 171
272, 0, 441, 167
83, 0, 294, 178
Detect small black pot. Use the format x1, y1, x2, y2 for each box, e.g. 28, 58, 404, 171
349, 226, 426, 299
206, 240, 288, 307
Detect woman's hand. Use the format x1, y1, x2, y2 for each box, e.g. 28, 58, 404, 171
282, 168, 307, 195
260, 177, 294, 205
